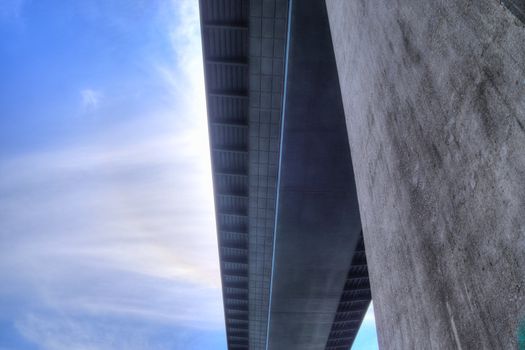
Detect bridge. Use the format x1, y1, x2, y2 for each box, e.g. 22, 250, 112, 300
199, 0, 525, 349
199, 0, 369, 349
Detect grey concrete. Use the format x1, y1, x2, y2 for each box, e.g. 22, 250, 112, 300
326, 0, 525, 349
267, 1, 363, 349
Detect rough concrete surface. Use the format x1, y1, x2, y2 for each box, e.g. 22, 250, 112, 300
326, 0, 525, 349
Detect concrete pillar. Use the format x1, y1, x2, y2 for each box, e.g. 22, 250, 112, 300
325, 0, 525, 349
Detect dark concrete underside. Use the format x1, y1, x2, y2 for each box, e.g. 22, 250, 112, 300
501, 0, 525, 23
267, 1, 364, 349
327, 0, 525, 349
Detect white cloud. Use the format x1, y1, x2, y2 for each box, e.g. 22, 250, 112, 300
0, 0, 224, 348
0, 123, 221, 326
153, 0, 206, 121
80, 88, 102, 111
16, 314, 165, 350
0, 118, 224, 349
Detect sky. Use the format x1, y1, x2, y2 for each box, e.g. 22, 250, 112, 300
352, 303, 379, 350
0, 1, 377, 349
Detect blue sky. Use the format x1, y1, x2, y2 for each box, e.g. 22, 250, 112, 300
352, 303, 380, 350
0, 1, 377, 349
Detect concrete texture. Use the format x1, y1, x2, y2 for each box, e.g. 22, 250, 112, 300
266, 1, 363, 349
326, 0, 525, 349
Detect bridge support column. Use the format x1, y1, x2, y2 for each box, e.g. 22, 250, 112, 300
326, 0, 525, 348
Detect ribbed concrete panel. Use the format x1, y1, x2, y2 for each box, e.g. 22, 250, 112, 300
201, 1, 290, 349
200, 1, 250, 349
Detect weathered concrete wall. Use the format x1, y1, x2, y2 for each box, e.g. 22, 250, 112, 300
325, 0, 525, 349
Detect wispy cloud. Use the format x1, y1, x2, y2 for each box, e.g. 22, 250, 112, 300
15, 311, 225, 350
0, 1, 224, 348
0, 121, 220, 319
16, 313, 163, 350
0, 113, 223, 347
80, 88, 102, 111
153, 0, 205, 118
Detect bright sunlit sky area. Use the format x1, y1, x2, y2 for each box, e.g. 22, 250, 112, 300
0, 1, 377, 349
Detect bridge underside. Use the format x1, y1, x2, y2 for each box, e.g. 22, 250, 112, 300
267, 1, 369, 349
202, 0, 525, 348
200, 0, 371, 349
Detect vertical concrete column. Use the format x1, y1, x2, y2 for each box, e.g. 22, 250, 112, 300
326, 0, 525, 349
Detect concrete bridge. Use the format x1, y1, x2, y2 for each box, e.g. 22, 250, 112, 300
199, 0, 525, 349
